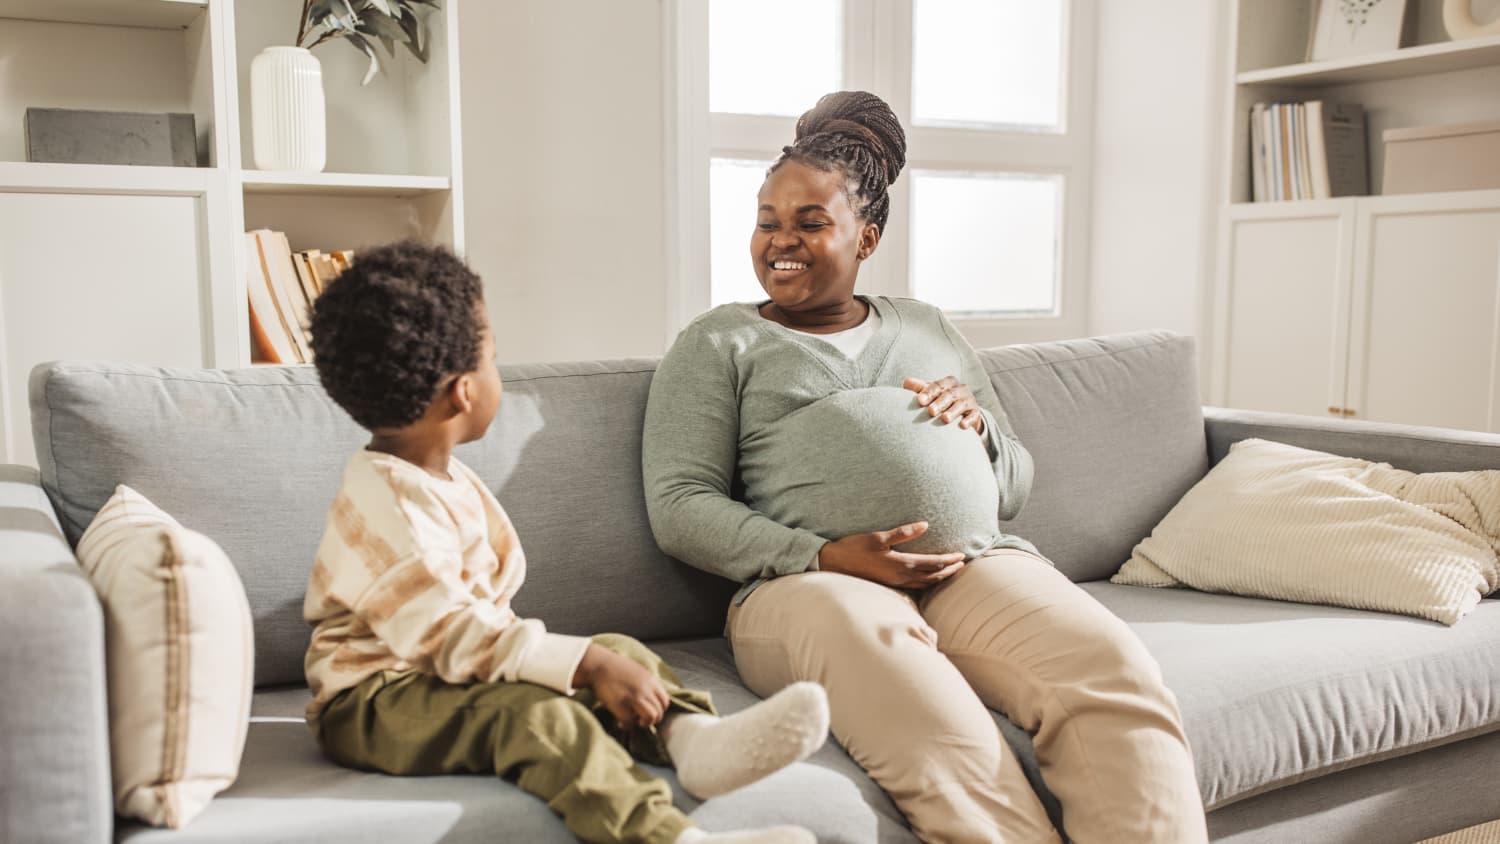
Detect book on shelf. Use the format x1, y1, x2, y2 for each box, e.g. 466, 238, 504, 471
1277, 104, 1292, 200
310, 253, 338, 290
244, 232, 297, 365
1250, 103, 1268, 203
247, 302, 280, 364
1288, 104, 1301, 200
1295, 104, 1313, 200
292, 249, 320, 307
1250, 100, 1367, 202
252, 230, 313, 364
243, 230, 356, 364
1306, 101, 1332, 199
1322, 103, 1369, 197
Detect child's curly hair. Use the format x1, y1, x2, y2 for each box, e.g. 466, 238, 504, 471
309, 240, 484, 430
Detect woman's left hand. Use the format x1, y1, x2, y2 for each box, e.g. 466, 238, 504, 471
903, 376, 986, 436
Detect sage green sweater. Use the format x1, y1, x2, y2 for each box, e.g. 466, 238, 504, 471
642, 296, 1037, 604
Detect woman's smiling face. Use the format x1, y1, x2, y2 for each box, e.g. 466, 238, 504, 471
752, 159, 880, 314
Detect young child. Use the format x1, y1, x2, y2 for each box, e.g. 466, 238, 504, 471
302, 241, 828, 844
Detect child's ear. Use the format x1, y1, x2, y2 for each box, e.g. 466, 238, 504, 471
450, 373, 475, 414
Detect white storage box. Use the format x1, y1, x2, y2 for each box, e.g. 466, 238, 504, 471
1382, 120, 1500, 195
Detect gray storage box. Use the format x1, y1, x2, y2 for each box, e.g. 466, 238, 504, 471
24, 108, 199, 167
1383, 120, 1500, 195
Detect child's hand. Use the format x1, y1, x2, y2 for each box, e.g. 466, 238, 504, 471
573, 643, 671, 729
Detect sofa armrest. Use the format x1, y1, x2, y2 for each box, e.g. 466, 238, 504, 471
0, 465, 111, 844
1204, 407, 1500, 473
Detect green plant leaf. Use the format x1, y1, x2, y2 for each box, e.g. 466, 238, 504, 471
396, 7, 429, 63
308, 0, 340, 26
356, 13, 410, 58
344, 32, 381, 85
366, 0, 396, 16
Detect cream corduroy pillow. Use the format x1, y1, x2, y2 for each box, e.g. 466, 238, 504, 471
75, 485, 254, 828
1113, 438, 1500, 625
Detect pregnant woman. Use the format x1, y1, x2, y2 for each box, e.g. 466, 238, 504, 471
643, 91, 1206, 844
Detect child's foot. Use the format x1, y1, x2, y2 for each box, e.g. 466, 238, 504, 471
663, 682, 829, 799
674, 825, 817, 844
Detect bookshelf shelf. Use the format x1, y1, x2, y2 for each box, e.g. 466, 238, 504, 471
0, 161, 213, 195
0, 0, 207, 30
240, 171, 451, 197
1225, 196, 1356, 218
1227, 188, 1500, 217
1237, 34, 1500, 87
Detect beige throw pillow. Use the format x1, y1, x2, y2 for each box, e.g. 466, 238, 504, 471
76, 485, 254, 828
1113, 438, 1500, 625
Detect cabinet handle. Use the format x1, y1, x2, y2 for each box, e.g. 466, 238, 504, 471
1328, 406, 1343, 415
1342, 408, 1357, 417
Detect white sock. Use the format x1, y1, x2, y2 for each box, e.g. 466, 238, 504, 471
663, 682, 829, 800
673, 825, 817, 844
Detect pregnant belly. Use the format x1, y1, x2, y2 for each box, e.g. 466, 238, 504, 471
741, 386, 1001, 556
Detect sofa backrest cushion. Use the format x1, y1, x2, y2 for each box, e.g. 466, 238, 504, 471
29, 330, 1206, 686
979, 331, 1209, 582
30, 360, 734, 687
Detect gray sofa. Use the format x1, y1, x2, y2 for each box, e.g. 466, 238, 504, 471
4, 330, 1498, 844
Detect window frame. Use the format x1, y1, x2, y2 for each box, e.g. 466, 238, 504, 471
663, 0, 1097, 348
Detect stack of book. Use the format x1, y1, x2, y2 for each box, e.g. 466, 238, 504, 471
1250, 101, 1368, 202
243, 228, 354, 364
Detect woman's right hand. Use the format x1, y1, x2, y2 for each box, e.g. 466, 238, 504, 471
816, 522, 967, 589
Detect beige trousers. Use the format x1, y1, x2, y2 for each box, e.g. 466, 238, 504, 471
728, 549, 1207, 844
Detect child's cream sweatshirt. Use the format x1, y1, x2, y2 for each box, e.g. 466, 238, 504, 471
303, 449, 592, 721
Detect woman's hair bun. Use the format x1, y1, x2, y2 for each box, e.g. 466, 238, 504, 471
794, 91, 907, 184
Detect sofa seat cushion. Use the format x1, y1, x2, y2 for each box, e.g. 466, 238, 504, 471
114, 639, 918, 844
1084, 582, 1500, 809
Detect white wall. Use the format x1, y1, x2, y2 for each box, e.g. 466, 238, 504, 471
459, 0, 670, 364
1087, 0, 1226, 348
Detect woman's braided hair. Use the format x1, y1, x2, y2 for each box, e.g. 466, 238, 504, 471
772, 91, 907, 233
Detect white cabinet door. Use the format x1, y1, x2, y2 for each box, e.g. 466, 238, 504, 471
1212, 201, 1356, 417
1347, 192, 1500, 431
0, 192, 211, 466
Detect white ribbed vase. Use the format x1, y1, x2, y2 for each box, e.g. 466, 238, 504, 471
250, 46, 326, 172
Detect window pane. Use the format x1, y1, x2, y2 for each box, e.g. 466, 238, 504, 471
912, 0, 1064, 129
710, 158, 773, 307
910, 171, 1060, 315
710, 0, 841, 117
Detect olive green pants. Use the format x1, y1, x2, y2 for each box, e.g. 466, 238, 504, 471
314, 633, 717, 844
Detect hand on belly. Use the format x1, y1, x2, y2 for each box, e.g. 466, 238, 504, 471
814, 520, 967, 588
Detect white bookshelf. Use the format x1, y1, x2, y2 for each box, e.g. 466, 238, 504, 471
240, 171, 451, 197
1223, 0, 1500, 204
0, 161, 215, 194
1209, 0, 1500, 431
0, 0, 208, 30
1236, 32, 1500, 87
0, 0, 465, 466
